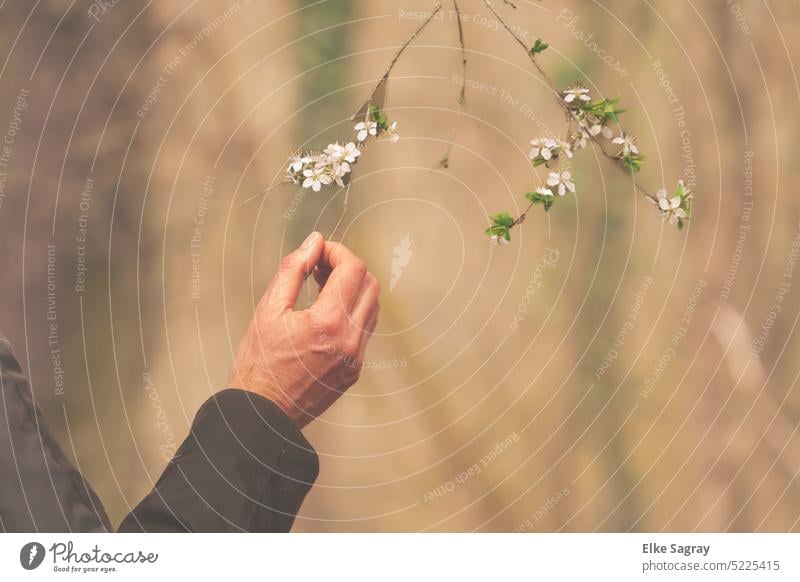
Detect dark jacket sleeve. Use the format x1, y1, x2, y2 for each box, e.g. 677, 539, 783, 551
0, 332, 110, 532
118, 389, 319, 533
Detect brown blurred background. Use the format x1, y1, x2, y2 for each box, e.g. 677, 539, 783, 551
0, 0, 798, 531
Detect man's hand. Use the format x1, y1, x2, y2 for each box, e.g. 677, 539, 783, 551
227, 232, 381, 428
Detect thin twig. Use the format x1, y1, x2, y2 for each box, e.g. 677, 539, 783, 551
247, 3, 441, 212
482, 0, 657, 204
512, 200, 536, 227
438, 114, 463, 169
367, 0, 443, 106
239, 181, 287, 207
439, 0, 468, 169
329, 181, 352, 241
335, 2, 441, 234
455, 0, 467, 106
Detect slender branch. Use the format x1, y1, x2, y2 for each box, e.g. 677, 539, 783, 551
328, 1, 440, 232
247, 4, 441, 212
455, 0, 467, 106
511, 200, 536, 227
593, 140, 658, 202
482, 0, 657, 204
365, 1, 443, 107
439, 0, 468, 169
329, 181, 352, 241
239, 181, 287, 207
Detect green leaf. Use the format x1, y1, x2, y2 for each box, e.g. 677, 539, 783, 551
582, 98, 625, 123
489, 212, 514, 228
525, 191, 555, 212
485, 224, 511, 240
369, 104, 390, 131
621, 154, 643, 173
486, 212, 514, 240
530, 38, 549, 55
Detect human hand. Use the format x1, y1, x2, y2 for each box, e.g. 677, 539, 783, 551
227, 233, 381, 428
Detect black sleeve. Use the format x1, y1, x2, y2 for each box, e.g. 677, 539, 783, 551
0, 332, 110, 533
118, 389, 319, 533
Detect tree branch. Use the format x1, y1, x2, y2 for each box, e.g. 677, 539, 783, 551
356, 0, 443, 120
482, 0, 657, 204
439, 0, 468, 169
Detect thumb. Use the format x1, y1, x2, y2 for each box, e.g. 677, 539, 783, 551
266, 232, 324, 311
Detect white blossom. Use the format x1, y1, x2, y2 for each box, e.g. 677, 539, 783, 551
547, 170, 576, 197
529, 137, 559, 161
535, 186, 554, 198
563, 84, 591, 104
386, 121, 400, 144
651, 188, 688, 226
288, 153, 311, 173
577, 114, 614, 140
343, 141, 361, 163
571, 129, 590, 150
324, 142, 346, 162
612, 132, 639, 156
355, 120, 378, 142
332, 160, 351, 187
490, 234, 511, 246
302, 166, 332, 192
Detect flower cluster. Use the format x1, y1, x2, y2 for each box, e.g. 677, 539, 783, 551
651, 180, 692, 229
286, 104, 399, 192
529, 137, 573, 166
488, 53, 693, 245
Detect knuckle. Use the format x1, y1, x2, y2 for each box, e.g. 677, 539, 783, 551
279, 253, 298, 271
322, 310, 346, 335
340, 336, 360, 360
350, 260, 367, 280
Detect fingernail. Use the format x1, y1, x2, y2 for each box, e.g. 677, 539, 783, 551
302, 232, 320, 249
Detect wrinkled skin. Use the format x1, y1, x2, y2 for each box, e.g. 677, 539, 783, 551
228, 233, 380, 428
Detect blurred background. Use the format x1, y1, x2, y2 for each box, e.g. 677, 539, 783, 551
0, 0, 798, 531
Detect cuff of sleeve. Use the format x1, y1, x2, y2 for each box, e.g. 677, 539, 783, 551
125, 389, 319, 532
